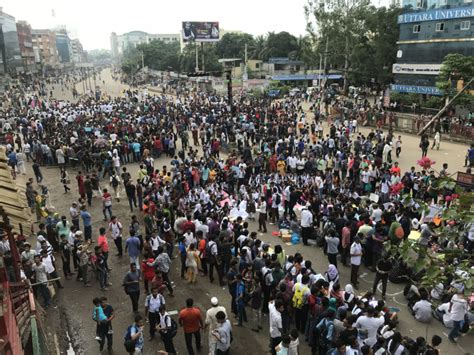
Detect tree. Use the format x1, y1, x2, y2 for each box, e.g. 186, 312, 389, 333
437, 53, 474, 104
248, 35, 268, 60
305, 1, 400, 88
178, 43, 222, 73
137, 40, 181, 72
264, 31, 300, 61
216, 33, 255, 59
386, 177, 474, 293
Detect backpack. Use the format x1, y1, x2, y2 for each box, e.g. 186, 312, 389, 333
111, 176, 119, 187
165, 315, 178, 338
292, 283, 309, 309
206, 241, 215, 260
123, 325, 138, 352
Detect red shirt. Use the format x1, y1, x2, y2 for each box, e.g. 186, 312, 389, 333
97, 234, 109, 253
178, 307, 202, 333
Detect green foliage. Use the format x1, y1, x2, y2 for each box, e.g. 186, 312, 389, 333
437, 53, 474, 104
305, 1, 401, 86
216, 33, 255, 59
387, 179, 473, 293
178, 43, 222, 73
137, 40, 180, 72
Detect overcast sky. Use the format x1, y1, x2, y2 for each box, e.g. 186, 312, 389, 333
2, 0, 389, 50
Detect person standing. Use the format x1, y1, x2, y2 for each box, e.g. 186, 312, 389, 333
76, 171, 86, 199
448, 290, 468, 343
125, 315, 145, 354
97, 227, 111, 272
235, 274, 248, 326
350, 234, 363, 289
123, 263, 142, 314
100, 297, 114, 352
257, 196, 267, 233
102, 188, 113, 221
212, 311, 232, 355
80, 206, 92, 241
269, 300, 284, 355
149, 246, 175, 297
325, 230, 340, 268
205, 297, 228, 355
178, 298, 203, 355
69, 202, 80, 231
125, 234, 141, 268
145, 287, 166, 341
157, 304, 177, 354
31, 255, 51, 308
300, 206, 313, 246
372, 257, 392, 299
108, 216, 123, 257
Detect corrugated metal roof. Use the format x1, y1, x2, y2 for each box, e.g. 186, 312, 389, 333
0, 147, 31, 234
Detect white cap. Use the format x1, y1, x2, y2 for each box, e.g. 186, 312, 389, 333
211, 297, 218, 306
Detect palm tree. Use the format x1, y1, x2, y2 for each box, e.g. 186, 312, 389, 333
248, 35, 268, 60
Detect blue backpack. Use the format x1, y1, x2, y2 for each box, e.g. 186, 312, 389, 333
123, 325, 137, 353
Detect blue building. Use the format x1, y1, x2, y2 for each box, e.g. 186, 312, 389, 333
392, 0, 474, 96
55, 31, 72, 64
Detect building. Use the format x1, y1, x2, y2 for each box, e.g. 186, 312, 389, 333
392, 0, 474, 96
16, 21, 36, 73
111, 31, 180, 58
55, 30, 72, 64
31, 29, 60, 70
0, 7, 22, 75
70, 38, 85, 63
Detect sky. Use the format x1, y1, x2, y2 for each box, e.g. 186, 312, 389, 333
2, 0, 388, 51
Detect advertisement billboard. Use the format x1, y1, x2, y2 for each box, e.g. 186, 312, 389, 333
182, 22, 220, 42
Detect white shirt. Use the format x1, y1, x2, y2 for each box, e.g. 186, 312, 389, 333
350, 242, 362, 266
205, 306, 227, 331
450, 294, 468, 321
300, 209, 313, 228
355, 315, 384, 346
269, 302, 282, 338
145, 293, 165, 313
108, 221, 122, 240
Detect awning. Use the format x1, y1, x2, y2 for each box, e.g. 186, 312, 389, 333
271, 74, 343, 81
0, 147, 31, 234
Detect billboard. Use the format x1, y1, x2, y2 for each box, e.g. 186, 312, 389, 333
182, 22, 220, 42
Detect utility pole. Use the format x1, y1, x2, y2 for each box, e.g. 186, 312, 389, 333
226, 69, 234, 115
243, 43, 248, 81
141, 51, 144, 69
201, 42, 205, 72
195, 43, 199, 72
323, 36, 329, 89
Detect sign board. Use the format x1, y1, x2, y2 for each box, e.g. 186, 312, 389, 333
182, 22, 220, 42
390, 84, 442, 96
397, 7, 474, 24
457, 171, 474, 189
392, 63, 441, 75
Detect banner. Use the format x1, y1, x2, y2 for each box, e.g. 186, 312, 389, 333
397, 7, 473, 24
392, 63, 441, 75
182, 22, 220, 42
390, 84, 442, 96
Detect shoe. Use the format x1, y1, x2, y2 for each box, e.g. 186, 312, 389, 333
101, 287, 108, 291
95, 336, 101, 341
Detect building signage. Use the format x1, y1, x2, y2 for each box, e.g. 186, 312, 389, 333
392, 63, 441, 75
390, 84, 442, 95
398, 7, 474, 24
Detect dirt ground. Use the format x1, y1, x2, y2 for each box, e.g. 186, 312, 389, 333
22, 69, 473, 355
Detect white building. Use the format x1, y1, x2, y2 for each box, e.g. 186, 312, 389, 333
110, 31, 180, 58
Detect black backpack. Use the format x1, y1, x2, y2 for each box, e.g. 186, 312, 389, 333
111, 176, 119, 187
165, 315, 178, 338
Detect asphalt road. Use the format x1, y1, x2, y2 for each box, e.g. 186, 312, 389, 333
28, 68, 472, 355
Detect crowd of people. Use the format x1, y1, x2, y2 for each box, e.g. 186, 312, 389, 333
1, 70, 473, 355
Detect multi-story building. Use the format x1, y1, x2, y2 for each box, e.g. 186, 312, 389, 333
71, 38, 85, 63
16, 21, 36, 73
31, 29, 60, 69
392, 0, 474, 96
110, 31, 180, 58
55, 30, 72, 64
0, 7, 22, 75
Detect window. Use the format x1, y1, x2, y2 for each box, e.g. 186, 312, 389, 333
460, 21, 471, 30
413, 24, 421, 33
435, 22, 445, 31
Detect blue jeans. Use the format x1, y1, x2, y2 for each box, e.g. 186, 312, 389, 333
237, 303, 247, 325
37, 284, 51, 307
449, 320, 463, 340
98, 269, 108, 289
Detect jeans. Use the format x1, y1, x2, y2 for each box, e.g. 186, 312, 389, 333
149, 312, 159, 337
114, 237, 123, 256
351, 264, 360, 286
161, 332, 176, 354
103, 205, 112, 220
373, 273, 388, 296
449, 320, 463, 340
129, 291, 140, 313
237, 303, 247, 325
128, 195, 137, 211
130, 256, 140, 269
36, 284, 51, 307
184, 331, 201, 355
98, 269, 108, 289
84, 225, 92, 241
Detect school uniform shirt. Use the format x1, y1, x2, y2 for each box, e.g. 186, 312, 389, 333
269, 302, 283, 338
350, 242, 362, 266
145, 293, 165, 313
215, 320, 232, 352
